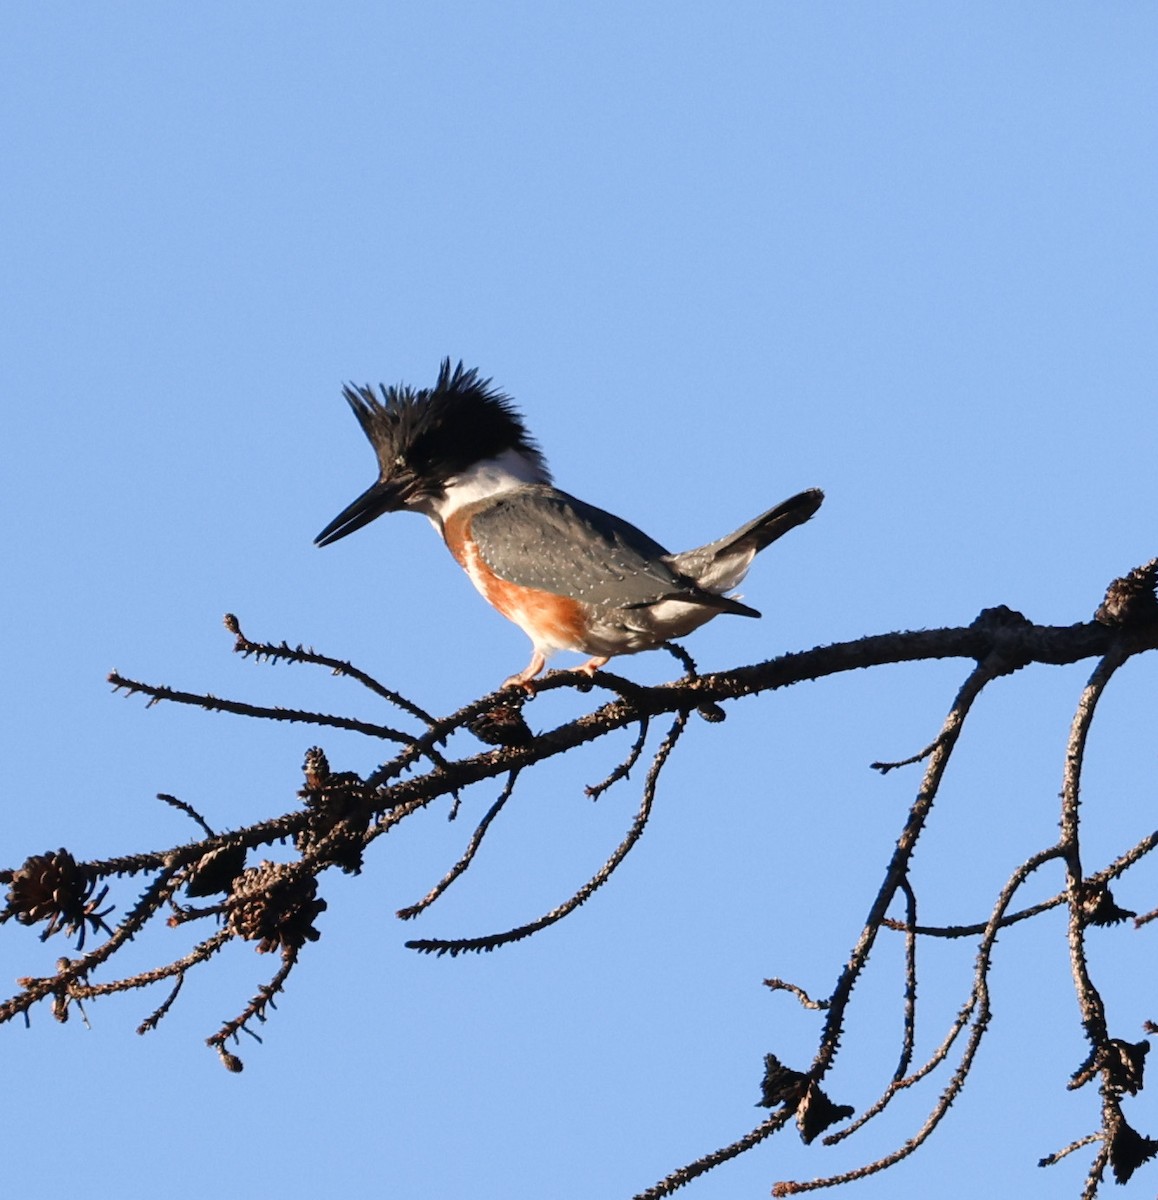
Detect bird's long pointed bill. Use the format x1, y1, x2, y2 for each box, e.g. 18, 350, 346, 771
315, 479, 405, 546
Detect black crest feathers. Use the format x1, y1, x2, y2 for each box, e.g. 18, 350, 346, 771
341, 359, 551, 485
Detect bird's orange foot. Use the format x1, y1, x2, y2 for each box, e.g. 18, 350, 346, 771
501, 650, 547, 693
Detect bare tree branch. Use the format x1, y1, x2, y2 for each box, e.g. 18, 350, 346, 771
3, 560, 1157, 1197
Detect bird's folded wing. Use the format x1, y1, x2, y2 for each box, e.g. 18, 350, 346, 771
469, 486, 721, 611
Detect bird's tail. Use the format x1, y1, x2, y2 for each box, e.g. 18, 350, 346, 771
669, 488, 824, 594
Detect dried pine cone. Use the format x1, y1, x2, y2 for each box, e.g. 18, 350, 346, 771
757, 1053, 807, 1108
227, 861, 326, 954
296, 748, 370, 875
1096, 559, 1158, 627
2, 849, 111, 948
184, 844, 248, 898
467, 703, 533, 747
1108, 1114, 1158, 1184
302, 746, 331, 790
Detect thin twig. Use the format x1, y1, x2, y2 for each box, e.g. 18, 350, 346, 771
108, 671, 416, 743
882, 828, 1158, 938
810, 660, 1003, 1085
1061, 650, 1127, 1055
396, 770, 521, 920
586, 717, 650, 800
225, 612, 437, 727
763, 979, 829, 1011
1082, 1143, 1110, 1200
870, 735, 948, 774
406, 711, 688, 955
824, 876, 920, 1142
778, 842, 1064, 1192
1039, 1131, 1102, 1168
156, 793, 216, 837
78, 928, 232, 1000
206, 947, 300, 1069
631, 1110, 796, 1200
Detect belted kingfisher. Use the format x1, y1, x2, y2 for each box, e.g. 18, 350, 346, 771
316, 360, 823, 690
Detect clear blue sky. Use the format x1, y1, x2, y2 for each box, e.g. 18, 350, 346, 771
4, 6, 1157, 1198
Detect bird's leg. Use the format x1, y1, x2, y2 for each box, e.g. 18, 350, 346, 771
575, 655, 610, 677
502, 649, 547, 692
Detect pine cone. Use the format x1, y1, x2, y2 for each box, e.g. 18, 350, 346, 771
3, 849, 109, 947
227, 861, 327, 954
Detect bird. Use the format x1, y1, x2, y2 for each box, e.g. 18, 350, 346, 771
315, 359, 823, 691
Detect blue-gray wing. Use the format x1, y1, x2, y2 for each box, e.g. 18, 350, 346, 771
468, 486, 740, 613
